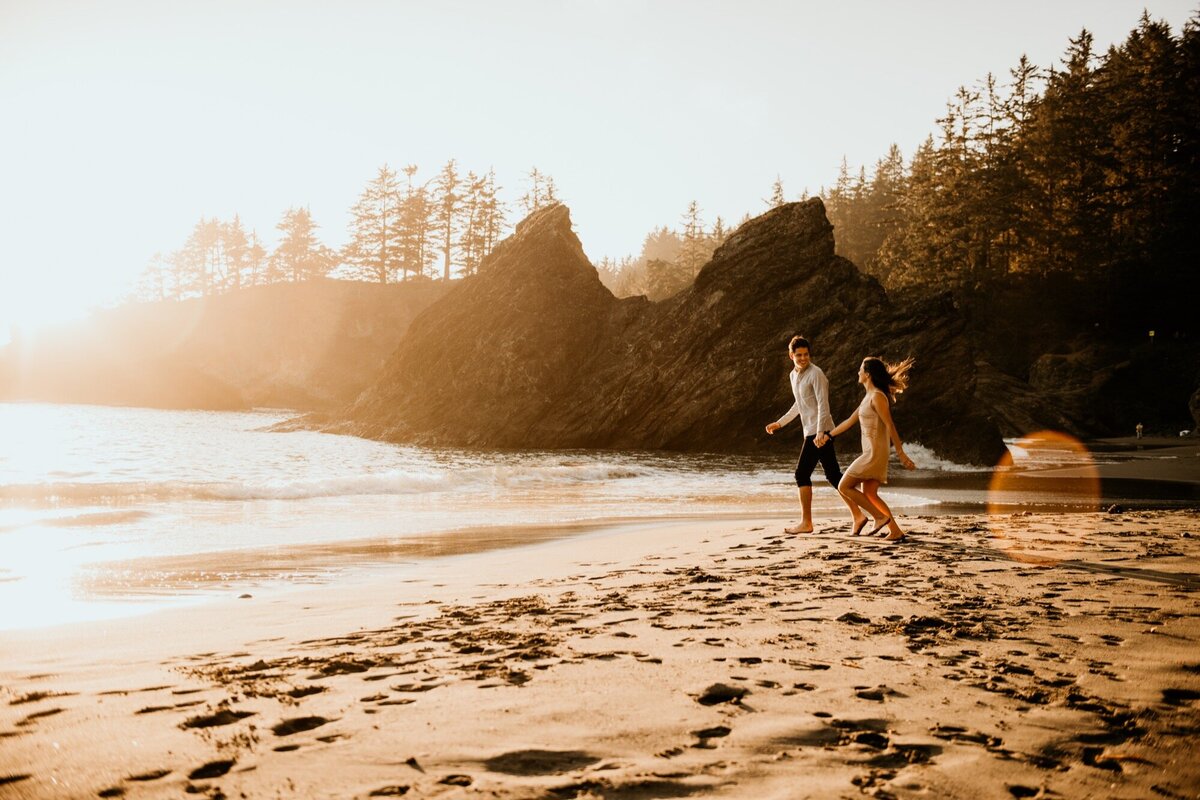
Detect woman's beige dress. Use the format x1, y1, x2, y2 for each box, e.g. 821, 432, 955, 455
846, 390, 890, 483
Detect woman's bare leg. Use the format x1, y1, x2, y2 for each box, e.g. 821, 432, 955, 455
863, 481, 905, 540
838, 474, 883, 533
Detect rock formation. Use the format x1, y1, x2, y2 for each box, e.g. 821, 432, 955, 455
338, 200, 1009, 466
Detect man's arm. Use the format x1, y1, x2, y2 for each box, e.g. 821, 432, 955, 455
769, 401, 800, 432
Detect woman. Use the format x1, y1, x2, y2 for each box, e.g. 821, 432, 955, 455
823, 357, 916, 542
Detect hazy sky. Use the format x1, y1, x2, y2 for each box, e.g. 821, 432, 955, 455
1, 0, 1195, 338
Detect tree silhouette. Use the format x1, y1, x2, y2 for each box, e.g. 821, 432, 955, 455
344, 164, 404, 283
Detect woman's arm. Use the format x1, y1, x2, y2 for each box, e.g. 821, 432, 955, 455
826, 408, 860, 440
872, 392, 915, 469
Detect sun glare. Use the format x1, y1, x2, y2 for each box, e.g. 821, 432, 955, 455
0, 296, 93, 347
986, 430, 1102, 564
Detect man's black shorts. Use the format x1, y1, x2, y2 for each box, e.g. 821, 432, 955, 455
794, 435, 843, 488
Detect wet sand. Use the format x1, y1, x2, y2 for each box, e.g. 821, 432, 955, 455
2, 506, 1199, 799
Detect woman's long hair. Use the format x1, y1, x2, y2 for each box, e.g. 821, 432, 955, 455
862, 356, 914, 402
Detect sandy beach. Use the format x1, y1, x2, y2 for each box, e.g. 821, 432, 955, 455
2, 504, 1199, 799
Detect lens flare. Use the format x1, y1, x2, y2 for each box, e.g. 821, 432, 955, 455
987, 430, 1101, 564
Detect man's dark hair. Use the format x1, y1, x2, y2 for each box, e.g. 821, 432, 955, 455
788, 335, 811, 353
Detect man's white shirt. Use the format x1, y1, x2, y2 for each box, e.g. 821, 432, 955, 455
775, 364, 835, 437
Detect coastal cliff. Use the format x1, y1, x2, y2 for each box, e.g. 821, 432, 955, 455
337, 200, 1010, 465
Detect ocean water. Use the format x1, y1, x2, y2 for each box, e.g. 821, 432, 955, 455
0, 403, 1074, 630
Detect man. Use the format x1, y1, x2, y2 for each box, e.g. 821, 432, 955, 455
765, 335, 842, 534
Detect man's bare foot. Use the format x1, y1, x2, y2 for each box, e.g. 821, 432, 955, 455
784, 524, 814, 534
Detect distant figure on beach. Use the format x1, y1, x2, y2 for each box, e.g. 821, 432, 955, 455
764, 335, 843, 534
822, 357, 916, 542
1136, 422, 1144, 439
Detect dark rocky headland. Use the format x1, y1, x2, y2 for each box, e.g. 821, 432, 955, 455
332, 200, 1013, 465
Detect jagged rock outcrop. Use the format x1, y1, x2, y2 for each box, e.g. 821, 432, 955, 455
339, 200, 1009, 465
342, 205, 639, 446
0, 279, 446, 410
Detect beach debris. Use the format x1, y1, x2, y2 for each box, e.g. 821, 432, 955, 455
439, 774, 472, 786
404, 757, 423, 772
837, 612, 871, 624
368, 786, 410, 796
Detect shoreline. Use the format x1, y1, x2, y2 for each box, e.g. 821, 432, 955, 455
2, 508, 1199, 798
4, 467, 1197, 636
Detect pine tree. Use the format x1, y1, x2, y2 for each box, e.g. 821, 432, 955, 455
458, 171, 488, 277
678, 201, 708, 278
520, 167, 558, 214
222, 216, 251, 290
344, 165, 404, 283
766, 176, 786, 208
480, 168, 507, 261
272, 207, 335, 282
432, 160, 460, 281
399, 165, 433, 280
134, 253, 170, 301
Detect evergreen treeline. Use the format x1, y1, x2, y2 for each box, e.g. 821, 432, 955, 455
820, 13, 1200, 334
597, 201, 735, 301
135, 163, 559, 301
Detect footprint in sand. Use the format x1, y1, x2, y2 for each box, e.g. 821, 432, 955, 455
695, 683, 750, 706
691, 725, 731, 749
9, 690, 75, 705
1161, 687, 1200, 705
483, 749, 600, 775
271, 716, 331, 736
188, 760, 235, 779
127, 769, 171, 781
16, 707, 64, 726
181, 709, 254, 729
